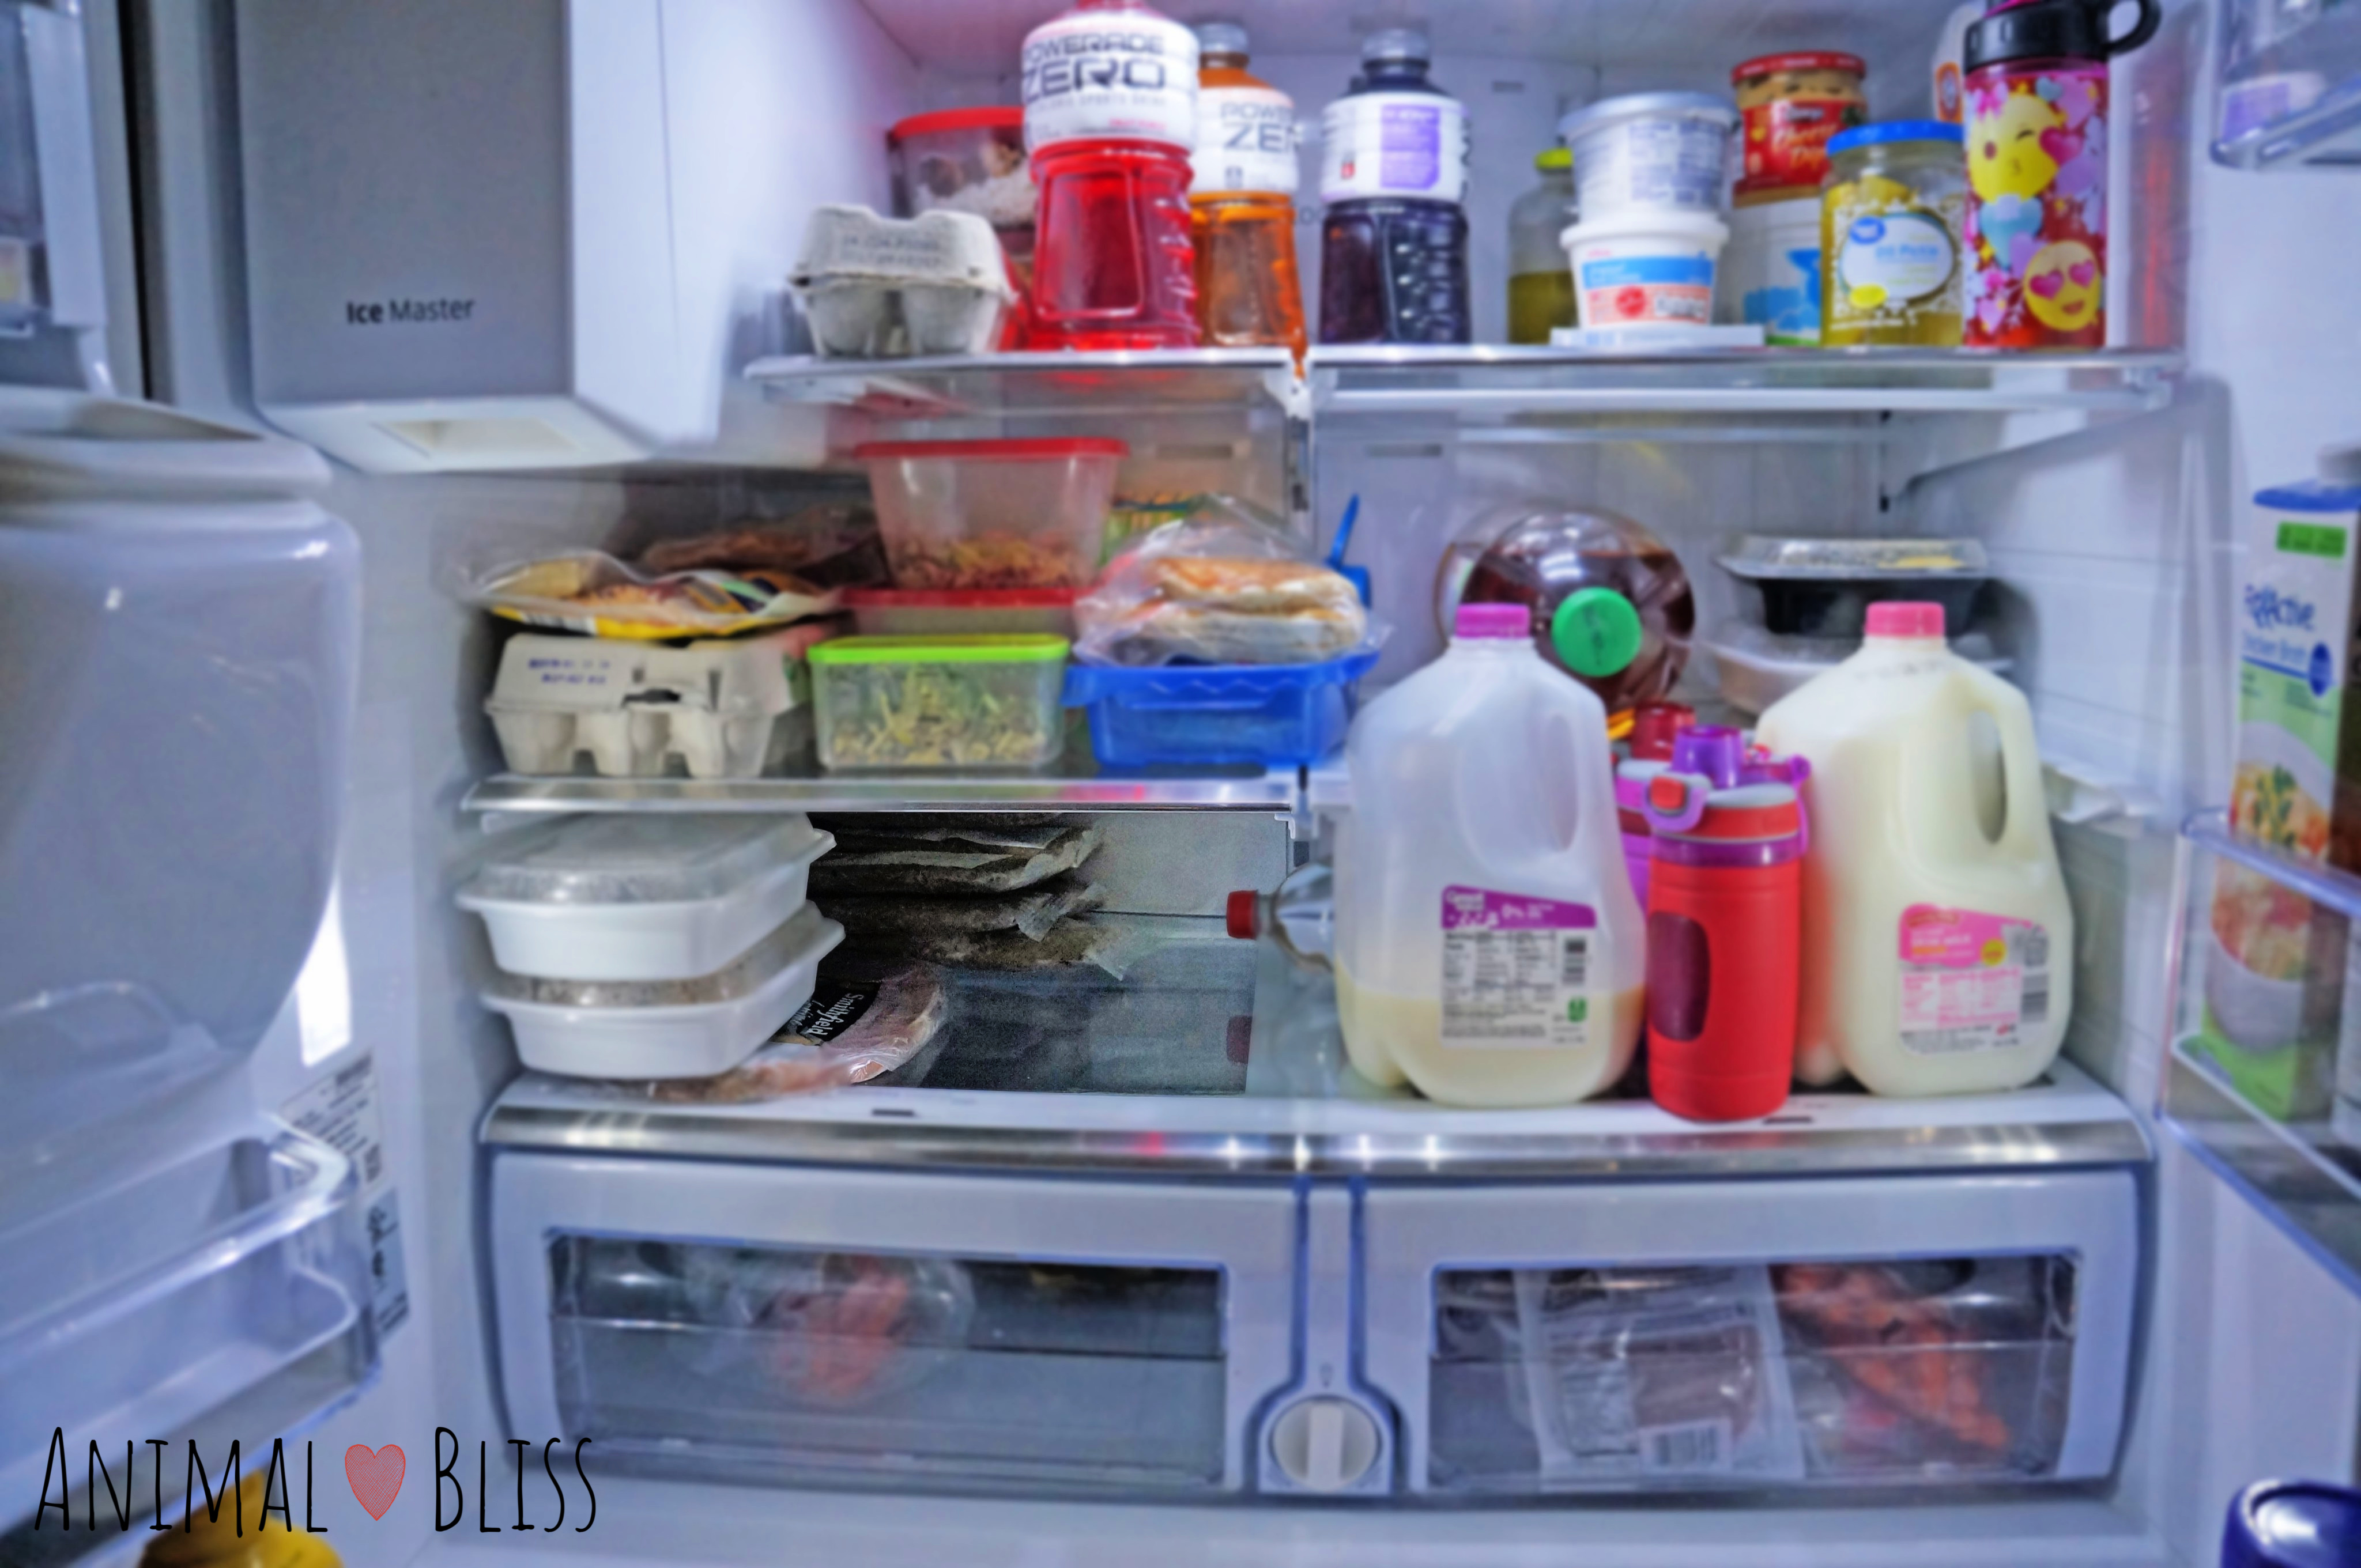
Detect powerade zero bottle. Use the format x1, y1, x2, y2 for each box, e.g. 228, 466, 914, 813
1022, 0, 1201, 350
1317, 29, 1472, 345
1190, 22, 1308, 357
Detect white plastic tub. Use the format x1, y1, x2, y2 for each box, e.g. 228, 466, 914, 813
483, 905, 846, 1079
1562, 209, 1729, 329
1720, 192, 1823, 345
1557, 92, 1738, 216
458, 815, 833, 982
485, 630, 813, 780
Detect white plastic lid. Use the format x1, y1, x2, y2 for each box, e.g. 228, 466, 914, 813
0, 386, 331, 510
1196, 20, 1249, 55
463, 815, 826, 906
484, 904, 833, 1007
1361, 27, 1429, 63
1561, 208, 1730, 248
1557, 92, 1740, 143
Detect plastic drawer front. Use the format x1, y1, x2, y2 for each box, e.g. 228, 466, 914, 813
1365, 1172, 2139, 1498
493, 1157, 1295, 1497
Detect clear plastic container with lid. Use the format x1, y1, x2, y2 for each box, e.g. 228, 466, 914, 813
1821, 122, 1968, 347
457, 814, 835, 981
854, 437, 1126, 589
808, 634, 1071, 770
1508, 148, 1578, 343
887, 107, 1036, 281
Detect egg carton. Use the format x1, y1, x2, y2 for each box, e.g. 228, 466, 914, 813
486, 632, 812, 780
791, 205, 1013, 359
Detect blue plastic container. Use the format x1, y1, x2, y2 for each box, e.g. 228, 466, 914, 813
1065, 648, 1381, 768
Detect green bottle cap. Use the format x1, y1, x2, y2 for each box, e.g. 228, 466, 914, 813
1552, 588, 1645, 678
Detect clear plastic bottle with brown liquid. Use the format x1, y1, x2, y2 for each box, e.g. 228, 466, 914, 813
1189, 22, 1308, 357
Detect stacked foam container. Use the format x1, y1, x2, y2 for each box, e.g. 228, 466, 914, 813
458, 815, 843, 1078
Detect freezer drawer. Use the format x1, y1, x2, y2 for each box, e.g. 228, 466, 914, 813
1364, 1172, 2139, 1497
491, 1156, 1296, 1495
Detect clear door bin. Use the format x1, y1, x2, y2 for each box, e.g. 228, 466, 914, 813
2213, 0, 2361, 167
457, 814, 834, 982
808, 635, 1070, 770
481, 904, 844, 1079
0, 1125, 374, 1521
485, 630, 812, 779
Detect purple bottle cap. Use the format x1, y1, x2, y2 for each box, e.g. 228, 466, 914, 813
1455, 602, 1533, 640
1669, 724, 1749, 789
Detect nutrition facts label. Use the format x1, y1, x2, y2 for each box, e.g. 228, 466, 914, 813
1439, 886, 1594, 1051
1896, 906, 2050, 1057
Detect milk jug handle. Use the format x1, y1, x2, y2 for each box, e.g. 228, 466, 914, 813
1961, 678, 2051, 856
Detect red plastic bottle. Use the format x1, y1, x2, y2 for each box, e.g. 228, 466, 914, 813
1021, 0, 1201, 351
1642, 726, 1809, 1122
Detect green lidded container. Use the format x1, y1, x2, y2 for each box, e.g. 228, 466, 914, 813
808, 634, 1070, 771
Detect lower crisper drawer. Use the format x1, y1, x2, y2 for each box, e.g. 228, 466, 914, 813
493, 1157, 1296, 1497
1366, 1172, 2140, 1498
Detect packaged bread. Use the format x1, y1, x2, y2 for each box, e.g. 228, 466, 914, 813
1074, 496, 1372, 666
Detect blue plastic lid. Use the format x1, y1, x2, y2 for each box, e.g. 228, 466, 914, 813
1828, 120, 1967, 154
2223, 1480, 2361, 1568
2257, 481, 2361, 515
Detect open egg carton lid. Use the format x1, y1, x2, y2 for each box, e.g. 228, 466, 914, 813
1718, 535, 1989, 580
462, 814, 828, 908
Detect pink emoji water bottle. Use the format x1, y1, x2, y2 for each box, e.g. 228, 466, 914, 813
1962, 0, 2159, 349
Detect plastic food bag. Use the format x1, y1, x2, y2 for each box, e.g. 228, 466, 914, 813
1074, 497, 1371, 667
636, 502, 890, 590
467, 549, 839, 639
646, 961, 949, 1103
1508, 1264, 1805, 1487
808, 821, 1103, 896
820, 876, 1105, 944
677, 1244, 974, 1405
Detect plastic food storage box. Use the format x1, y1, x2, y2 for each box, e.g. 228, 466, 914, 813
855, 438, 1125, 590
790, 206, 1014, 359
1064, 648, 1379, 768
843, 587, 1078, 639
809, 634, 1070, 771
887, 107, 1035, 277
457, 814, 835, 981
1718, 536, 1990, 637
485, 630, 814, 779
482, 905, 845, 1079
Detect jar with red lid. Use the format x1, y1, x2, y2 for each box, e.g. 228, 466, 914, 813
1732, 51, 1868, 197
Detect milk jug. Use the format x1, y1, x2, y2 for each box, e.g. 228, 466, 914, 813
1755, 602, 2073, 1095
1334, 602, 1646, 1106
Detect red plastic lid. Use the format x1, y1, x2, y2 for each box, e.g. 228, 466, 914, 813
1628, 701, 1695, 762
1226, 890, 1261, 941
1866, 600, 1945, 639
853, 437, 1130, 460
1732, 51, 1866, 81
842, 587, 1078, 608
889, 107, 1024, 140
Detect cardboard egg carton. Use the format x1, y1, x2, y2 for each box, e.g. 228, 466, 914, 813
790, 205, 1014, 358
485, 631, 813, 779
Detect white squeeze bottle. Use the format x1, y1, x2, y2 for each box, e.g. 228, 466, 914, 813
1334, 602, 1646, 1107
1755, 602, 2073, 1096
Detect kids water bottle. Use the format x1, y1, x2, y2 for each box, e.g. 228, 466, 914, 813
1962, 0, 2160, 349
1023, 0, 1202, 350
1639, 726, 1809, 1122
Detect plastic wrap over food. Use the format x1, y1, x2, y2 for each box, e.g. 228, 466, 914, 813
467, 550, 839, 638
673, 1244, 975, 1405
808, 819, 1103, 896
641, 961, 951, 1102
1074, 497, 1375, 666
636, 502, 890, 589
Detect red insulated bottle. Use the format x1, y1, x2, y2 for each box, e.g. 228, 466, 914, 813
1021, 0, 1202, 350
1642, 726, 1809, 1122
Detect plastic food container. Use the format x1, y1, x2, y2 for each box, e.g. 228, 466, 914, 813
1732, 52, 1867, 198
484, 630, 817, 779
808, 634, 1070, 770
1561, 209, 1729, 329
790, 206, 1014, 359
1557, 93, 1739, 216
888, 107, 1035, 279
484, 905, 846, 1079
1718, 535, 1989, 637
1064, 647, 1379, 768
855, 437, 1125, 589
457, 814, 834, 981
842, 587, 1078, 639
1706, 620, 2008, 713
1719, 191, 1822, 345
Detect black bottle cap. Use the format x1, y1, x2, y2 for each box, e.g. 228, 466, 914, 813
1966, 0, 2160, 72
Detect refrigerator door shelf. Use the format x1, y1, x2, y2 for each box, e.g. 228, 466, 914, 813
491, 1157, 1297, 1498
0, 1121, 377, 1529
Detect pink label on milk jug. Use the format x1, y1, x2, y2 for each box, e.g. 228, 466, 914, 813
1964, 62, 2107, 348
1440, 886, 1597, 1051
1896, 905, 2054, 1056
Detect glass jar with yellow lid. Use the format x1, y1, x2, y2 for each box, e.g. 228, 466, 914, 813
1507, 146, 1578, 343
1820, 121, 1968, 347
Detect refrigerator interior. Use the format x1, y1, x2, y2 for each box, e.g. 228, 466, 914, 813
65, 0, 2361, 1563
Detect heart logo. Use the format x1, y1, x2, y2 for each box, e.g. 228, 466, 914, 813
2068, 259, 2096, 287
345, 1445, 405, 1521
2038, 127, 2083, 167
2027, 269, 2066, 299
2034, 76, 2064, 103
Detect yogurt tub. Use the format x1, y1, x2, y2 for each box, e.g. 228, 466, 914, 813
1557, 93, 1739, 216
1561, 209, 1729, 329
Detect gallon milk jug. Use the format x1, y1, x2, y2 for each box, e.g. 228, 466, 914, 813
1334, 602, 1646, 1106
1755, 601, 2073, 1095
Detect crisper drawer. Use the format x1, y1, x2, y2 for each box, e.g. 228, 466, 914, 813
1363, 1172, 2139, 1497
491, 1157, 1296, 1495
